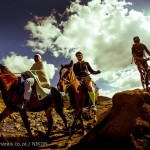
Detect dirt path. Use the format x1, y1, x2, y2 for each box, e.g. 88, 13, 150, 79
0, 98, 112, 149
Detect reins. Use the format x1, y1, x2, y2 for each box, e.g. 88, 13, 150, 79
0, 70, 43, 77
60, 69, 78, 89
66, 79, 78, 89
0, 73, 21, 76
60, 68, 92, 89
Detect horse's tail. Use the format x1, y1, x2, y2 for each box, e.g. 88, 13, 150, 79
51, 87, 64, 111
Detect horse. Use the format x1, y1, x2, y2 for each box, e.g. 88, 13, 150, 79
57, 60, 97, 136
0, 64, 69, 141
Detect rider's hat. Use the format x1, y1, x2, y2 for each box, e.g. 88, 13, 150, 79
75, 51, 83, 56
133, 36, 140, 43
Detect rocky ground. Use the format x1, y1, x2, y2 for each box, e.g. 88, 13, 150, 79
69, 89, 150, 150
0, 96, 112, 150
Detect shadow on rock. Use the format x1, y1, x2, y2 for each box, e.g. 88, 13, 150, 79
69, 89, 150, 150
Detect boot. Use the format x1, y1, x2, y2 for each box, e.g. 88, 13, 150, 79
89, 91, 97, 111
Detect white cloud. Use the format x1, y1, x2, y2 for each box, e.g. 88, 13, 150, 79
2, 53, 57, 81
2, 52, 33, 73
25, 16, 62, 55
25, 0, 150, 97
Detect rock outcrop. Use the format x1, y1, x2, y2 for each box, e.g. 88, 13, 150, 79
69, 89, 150, 150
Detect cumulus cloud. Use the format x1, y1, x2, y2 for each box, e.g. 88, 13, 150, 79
25, 0, 150, 97
25, 16, 62, 57
2, 52, 57, 81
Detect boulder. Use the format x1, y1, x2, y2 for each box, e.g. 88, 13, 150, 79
69, 89, 150, 150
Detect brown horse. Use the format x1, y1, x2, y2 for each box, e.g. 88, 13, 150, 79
57, 60, 97, 136
0, 64, 68, 140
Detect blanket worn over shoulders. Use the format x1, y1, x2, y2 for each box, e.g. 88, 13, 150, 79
26, 61, 51, 100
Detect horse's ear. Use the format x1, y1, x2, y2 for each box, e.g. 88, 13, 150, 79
69, 60, 73, 67
61, 64, 64, 68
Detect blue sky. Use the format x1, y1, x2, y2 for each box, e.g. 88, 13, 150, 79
0, 0, 150, 97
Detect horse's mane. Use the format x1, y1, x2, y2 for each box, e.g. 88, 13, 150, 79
61, 64, 73, 71
0, 65, 19, 91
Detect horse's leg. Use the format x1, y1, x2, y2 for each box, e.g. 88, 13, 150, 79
70, 107, 83, 135
67, 107, 83, 148
90, 105, 97, 123
76, 106, 87, 135
44, 107, 53, 139
78, 110, 86, 135
70, 116, 77, 135
55, 107, 69, 134
19, 110, 32, 140
0, 107, 13, 143
88, 105, 92, 119
67, 114, 78, 147
51, 87, 69, 134
89, 105, 97, 123
0, 107, 13, 123
93, 108, 97, 123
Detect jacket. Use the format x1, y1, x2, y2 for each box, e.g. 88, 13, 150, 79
73, 60, 99, 77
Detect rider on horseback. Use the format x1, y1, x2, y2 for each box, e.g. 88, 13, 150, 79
21, 54, 50, 109
73, 51, 101, 111
132, 36, 150, 80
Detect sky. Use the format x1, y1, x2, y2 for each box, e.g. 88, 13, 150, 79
0, 0, 150, 98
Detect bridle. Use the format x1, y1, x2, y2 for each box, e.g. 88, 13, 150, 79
59, 68, 78, 89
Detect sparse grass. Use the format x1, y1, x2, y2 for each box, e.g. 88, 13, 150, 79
0, 99, 5, 112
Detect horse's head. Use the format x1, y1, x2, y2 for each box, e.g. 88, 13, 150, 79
0, 64, 18, 91
0, 64, 9, 75
57, 60, 74, 92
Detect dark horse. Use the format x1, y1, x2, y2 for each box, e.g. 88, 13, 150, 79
0, 64, 68, 140
57, 60, 97, 136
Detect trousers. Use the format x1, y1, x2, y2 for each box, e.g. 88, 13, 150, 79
24, 77, 35, 100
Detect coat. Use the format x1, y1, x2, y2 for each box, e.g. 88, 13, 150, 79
25, 61, 50, 100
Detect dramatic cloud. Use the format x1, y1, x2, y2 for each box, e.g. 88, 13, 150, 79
2, 52, 57, 81
25, 0, 150, 97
